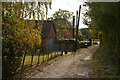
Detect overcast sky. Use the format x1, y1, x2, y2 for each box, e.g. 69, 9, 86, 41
47, 0, 88, 29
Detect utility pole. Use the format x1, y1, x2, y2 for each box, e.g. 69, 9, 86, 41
73, 16, 75, 38
75, 5, 81, 51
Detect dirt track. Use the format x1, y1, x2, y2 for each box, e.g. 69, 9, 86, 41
25, 45, 98, 78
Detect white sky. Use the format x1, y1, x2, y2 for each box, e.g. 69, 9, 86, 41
47, 0, 88, 29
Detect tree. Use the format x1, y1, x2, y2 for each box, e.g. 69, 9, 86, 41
48, 9, 73, 39
78, 29, 83, 41
80, 28, 92, 40
83, 2, 120, 76
48, 9, 73, 21
2, 1, 51, 79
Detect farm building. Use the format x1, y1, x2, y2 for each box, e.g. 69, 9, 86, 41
35, 20, 56, 53
53, 18, 74, 39
33, 19, 74, 53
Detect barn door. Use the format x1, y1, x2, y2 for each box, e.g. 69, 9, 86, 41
48, 38, 54, 53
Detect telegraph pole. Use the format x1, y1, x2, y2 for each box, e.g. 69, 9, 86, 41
75, 5, 81, 51
73, 16, 75, 38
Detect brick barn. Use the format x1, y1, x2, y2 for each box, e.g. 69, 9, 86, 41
35, 20, 56, 53
34, 19, 73, 53
53, 18, 74, 39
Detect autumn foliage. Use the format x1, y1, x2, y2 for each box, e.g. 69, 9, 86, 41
2, 2, 51, 78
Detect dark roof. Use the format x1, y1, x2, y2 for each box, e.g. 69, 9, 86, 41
53, 18, 73, 29
27, 20, 56, 38
41, 21, 56, 38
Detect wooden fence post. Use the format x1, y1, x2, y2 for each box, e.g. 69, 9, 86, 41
57, 52, 58, 56
50, 53, 52, 59
61, 51, 63, 56
31, 49, 34, 67
21, 50, 26, 79
37, 49, 40, 64
21, 53, 26, 71
48, 52, 49, 60
43, 53, 44, 63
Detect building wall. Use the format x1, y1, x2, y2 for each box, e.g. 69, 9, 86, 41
48, 25, 56, 39
42, 25, 56, 53
42, 38, 48, 48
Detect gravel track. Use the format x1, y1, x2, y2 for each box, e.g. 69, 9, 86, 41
25, 45, 99, 78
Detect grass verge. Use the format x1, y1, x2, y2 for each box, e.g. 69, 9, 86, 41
91, 47, 119, 78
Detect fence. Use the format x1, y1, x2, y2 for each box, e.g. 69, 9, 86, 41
19, 39, 72, 77
17, 39, 93, 78
20, 45, 62, 74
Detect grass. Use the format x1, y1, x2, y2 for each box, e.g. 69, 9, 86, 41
15, 50, 77, 78
91, 47, 119, 78
15, 52, 70, 78
23, 53, 57, 67
15, 53, 57, 72
19, 52, 69, 70
16, 51, 72, 74
16, 52, 63, 77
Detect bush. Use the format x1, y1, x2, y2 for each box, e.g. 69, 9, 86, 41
2, 26, 23, 78
2, 4, 42, 79
78, 34, 84, 41
55, 39, 80, 52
